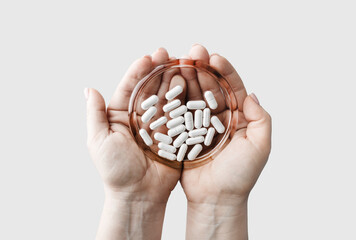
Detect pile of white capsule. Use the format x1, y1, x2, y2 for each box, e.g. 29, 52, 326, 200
138, 84, 225, 161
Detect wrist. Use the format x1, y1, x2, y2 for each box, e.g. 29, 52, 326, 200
96, 188, 167, 240
186, 198, 248, 240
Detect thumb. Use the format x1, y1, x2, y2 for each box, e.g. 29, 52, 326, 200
243, 93, 272, 152
84, 88, 109, 144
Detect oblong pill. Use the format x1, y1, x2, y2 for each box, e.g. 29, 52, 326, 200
166, 116, 185, 129
173, 131, 188, 148
184, 112, 194, 131
177, 144, 188, 162
186, 136, 204, 145
203, 108, 211, 127
163, 99, 181, 112
142, 106, 157, 123
188, 144, 203, 160
158, 142, 176, 153
189, 128, 207, 137
149, 116, 167, 130
165, 85, 183, 100
194, 110, 203, 129
167, 124, 186, 137
211, 116, 225, 133
158, 150, 176, 161
169, 105, 187, 118
141, 95, 158, 110
204, 91, 218, 109
154, 132, 172, 144
187, 100, 206, 110
204, 127, 215, 146
139, 129, 153, 146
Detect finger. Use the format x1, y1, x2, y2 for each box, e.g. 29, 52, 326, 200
85, 88, 109, 143
243, 93, 272, 152
108, 56, 153, 111
209, 54, 247, 111
135, 48, 170, 116
152, 47, 169, 68
190, 44, 226, 113
180, 55, 202, 100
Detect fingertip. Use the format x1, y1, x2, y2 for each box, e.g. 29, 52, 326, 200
84, 87, 89, 101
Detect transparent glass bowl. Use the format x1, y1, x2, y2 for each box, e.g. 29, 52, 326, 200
128, 59, 237, 169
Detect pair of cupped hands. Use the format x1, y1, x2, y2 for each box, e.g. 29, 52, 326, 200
85, 44, 271, 239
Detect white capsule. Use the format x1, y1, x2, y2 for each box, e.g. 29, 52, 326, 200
184, 112, 194, 131
204, 91, 218, 109
177, 144, 188, 162
166, 116, 185, 129
204, 127, 215, 146
173, 132, 189, 148
149, 116, 167, 130
189, 128, 207, 137
165, 85, 183, 100
158, 150, 177, 161
141, 106, 157, 123
154, 132, 172, 145
139, 129, 153, 146
169, 105, 187, 118
187, 100, 206, 110
188, 144, 203, 160
158, 142, 176, 153
203, 108, 211, 127
141, 95, 158, 110
186, 136, 204, 145
167, 124, 186, 137
163, 99, 181, 112
194, 110, 203, 129
211, 116, 225, 133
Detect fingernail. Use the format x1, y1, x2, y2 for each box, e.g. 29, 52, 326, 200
143, 55, 152, 60
84, 88, 89, 100
156, 47, 166, 52
210, 53, 220, 57
250, 93, 260, 105
192, 43, 202, 48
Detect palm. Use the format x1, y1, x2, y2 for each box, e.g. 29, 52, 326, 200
180, 45, 270, 203
87, 49, 180, 202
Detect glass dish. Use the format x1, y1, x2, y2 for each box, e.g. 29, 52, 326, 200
128, 59, 237, 169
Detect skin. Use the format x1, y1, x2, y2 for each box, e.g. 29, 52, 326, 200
85, 45, 272, 240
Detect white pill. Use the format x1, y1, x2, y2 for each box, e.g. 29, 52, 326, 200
141, 95, 158, 110
177, 144, 188, 162
165, 85, 183, 100
204, 91, 218, 109
203, 108, 211, 127
158, 142, 176, 153
169, 105, 187, 118
173, 132, 189, 148
187, 100, 206, 110
186, 136, 204, 145
149, 116, 167, 130
184, 112, 194, 131
139, 129, 153, 146
141, 106, 157, 123
158, 150, 177, 161
163, 99, 181, 112
188, 144, 203, 160
204, 127, 215, 146
189, 128, 207, 137
194, 110, 203, 129
154, 132, 172, 145
166, 116, 185, 129
167, 124, 186, 137
211, 116, 225, 133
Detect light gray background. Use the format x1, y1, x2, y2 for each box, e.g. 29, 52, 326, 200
1, 0, 355, 239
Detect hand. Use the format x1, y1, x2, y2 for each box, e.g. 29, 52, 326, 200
85, 48, 180, 240
180, 45, 272, 240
